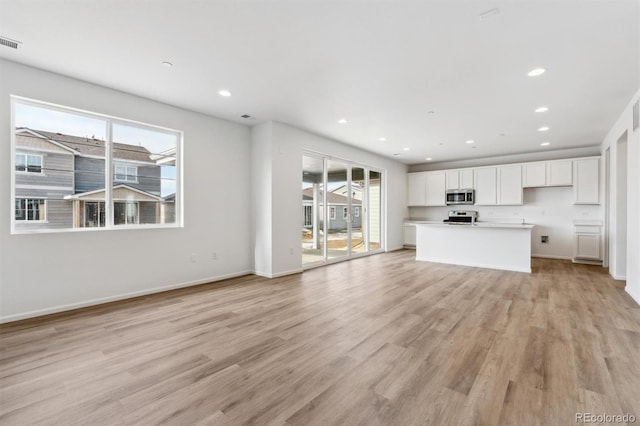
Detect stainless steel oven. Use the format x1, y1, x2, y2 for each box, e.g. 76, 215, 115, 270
446, 189, 474, 205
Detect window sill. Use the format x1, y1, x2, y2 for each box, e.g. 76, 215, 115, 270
11, 223, 183, 235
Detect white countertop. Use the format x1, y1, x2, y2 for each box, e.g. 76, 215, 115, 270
405, 219, 534, 229
415, 222, 534, 229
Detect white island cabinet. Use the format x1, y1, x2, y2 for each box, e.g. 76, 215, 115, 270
416, 223, 534, 273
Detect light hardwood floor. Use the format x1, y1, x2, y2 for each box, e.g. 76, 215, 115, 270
1, 250, 639, 425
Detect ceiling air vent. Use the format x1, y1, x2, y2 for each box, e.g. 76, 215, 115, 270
633, 99, 639, 132
241, 114, 256, 120
0, 36, 22, 50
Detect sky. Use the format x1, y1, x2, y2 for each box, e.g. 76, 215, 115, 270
16, 102, 178, 196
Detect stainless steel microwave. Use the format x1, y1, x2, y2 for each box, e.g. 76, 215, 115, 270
446, 189, 475, 205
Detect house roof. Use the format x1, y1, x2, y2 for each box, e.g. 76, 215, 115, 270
64, 184, 163, 202
17, 128, 154, 163
302, 188, 361, 205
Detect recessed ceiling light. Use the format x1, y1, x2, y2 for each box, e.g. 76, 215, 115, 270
392, 153, 401, 156
528, 68, 546, 77
427, 110, 436, 114
535, 106, 549, 113
162, 61, 173, 68
379, 137, 387, 141
425, 157, 433, 161
218, 89, 232, 97
538, 126, 549, 132
465, 140, 475, 144
403, 147, 410, 151
540, 142, 551, 146
337, 119, 348, 124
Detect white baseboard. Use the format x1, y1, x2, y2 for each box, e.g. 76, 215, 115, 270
253, 268, 303, 279
531, 254, 572, 260
626, 287, 640, 306
387, 246, 405, 252
611, 273, 627, 281
0, 270, 252, 324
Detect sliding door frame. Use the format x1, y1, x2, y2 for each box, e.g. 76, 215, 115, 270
302, 150, 386, 270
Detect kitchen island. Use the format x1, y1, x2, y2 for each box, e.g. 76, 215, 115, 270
416, 222, 535, 273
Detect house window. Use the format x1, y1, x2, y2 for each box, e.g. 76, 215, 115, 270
11, 96, 182, 234
330, 206, 336, 220
15, 153, 42, 173
343, 207, 348, 219
355, 207, 360, 217
114, 164, 137, 182
15, 198, 46, 221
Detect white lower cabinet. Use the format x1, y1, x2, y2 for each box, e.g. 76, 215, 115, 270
403, 224, 416, 248
573, 224, 602, 263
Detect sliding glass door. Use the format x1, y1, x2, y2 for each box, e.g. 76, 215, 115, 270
302, 154, 383, 267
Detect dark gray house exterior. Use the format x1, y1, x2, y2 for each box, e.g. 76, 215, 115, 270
301, 188, 362, 231
14, 128, 174, 231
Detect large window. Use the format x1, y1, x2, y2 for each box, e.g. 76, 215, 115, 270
11, 96, 182, 233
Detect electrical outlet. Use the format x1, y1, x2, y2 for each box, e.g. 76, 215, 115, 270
541, 236, 549, 244
190, 253, 197, 263
289, 247, 294, 255
212, 252, 217, 261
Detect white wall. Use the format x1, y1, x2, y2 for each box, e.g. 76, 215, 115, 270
601, 89, 640, 303
251, 122, 274, 277
410, 186, 602, 259
251, 121, 408, 277
0, 59, 253, 322
615, 134, 628, 277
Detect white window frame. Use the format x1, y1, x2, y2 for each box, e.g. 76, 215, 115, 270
330, 206, 336, 220
15, 153, 43, 174
10, 95, 184, 234
354, 206, 360, 217
114, 163, 138, 183
15, 198, 47, 222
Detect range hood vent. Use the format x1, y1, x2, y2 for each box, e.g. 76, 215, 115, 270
0, 36, 21, 50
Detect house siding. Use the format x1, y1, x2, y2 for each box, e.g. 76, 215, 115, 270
15, 151, 74, 188
75, 157, 161, 195
14, 199, 73, 231
75, 157, 106, 193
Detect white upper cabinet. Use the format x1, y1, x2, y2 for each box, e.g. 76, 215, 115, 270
547, 159, 573, 186
523, 159, 572, 187
445, 170, 459, 190
474, 167, 497, 205
407, 172, 427, 206
523, 162, 547, 187
574, 158, 599, 204
497, 164, 523, 205
425, 171, 446, 206
445, 169, 474, 190
460, 169, 474, 189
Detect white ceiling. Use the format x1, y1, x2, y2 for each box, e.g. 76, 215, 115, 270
1, 1, 638, 165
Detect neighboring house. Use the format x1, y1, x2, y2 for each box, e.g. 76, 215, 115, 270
14, 128, 175, 230
301, 188, 362, 231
